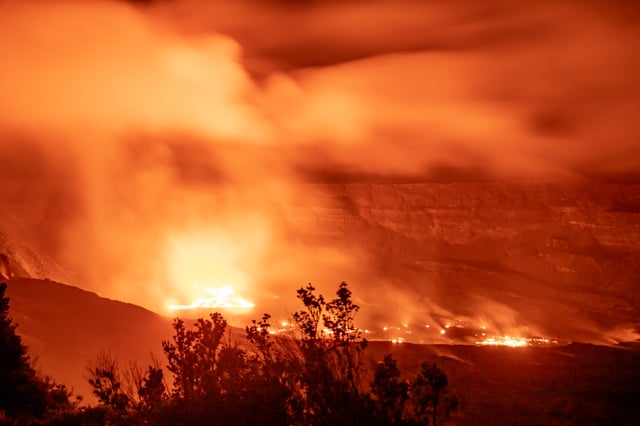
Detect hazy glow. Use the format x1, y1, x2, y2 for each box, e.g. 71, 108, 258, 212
0, 0, 638, 345
163, 228, 264, 313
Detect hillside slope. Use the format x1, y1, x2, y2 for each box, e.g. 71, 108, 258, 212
4, 278, 173, 401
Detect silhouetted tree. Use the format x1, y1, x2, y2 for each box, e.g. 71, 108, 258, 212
38, 379, 84, 426
0, 282, 75, 425
132, 364, 168, 424
160, 311, 287, 425
245, 314, 302, 425
87, 350, 129, 411
293, 282, 373, 425
371, 354, 409, 425
138, 365, 166, 409
324, 282, 368, 391
411, 362, 457, 426
162, 313, 227, 406
0, 282, 47, 423
84, 352, 169, 425
293, 284, 325, 342
86, 350, 131, 425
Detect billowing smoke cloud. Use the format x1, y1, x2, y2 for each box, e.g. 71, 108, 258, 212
153, 0, 640, 179
0, 0, 373, 319
1, 0, 639, 342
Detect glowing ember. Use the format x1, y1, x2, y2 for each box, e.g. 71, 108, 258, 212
168, 285, 255, 311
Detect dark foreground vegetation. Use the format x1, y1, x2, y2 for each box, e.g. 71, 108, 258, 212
1, 281, 456, 425
0, 283, 78, 425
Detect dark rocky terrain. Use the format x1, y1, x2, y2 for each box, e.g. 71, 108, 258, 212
366, 340, 640, 425
3, 278, 640, 425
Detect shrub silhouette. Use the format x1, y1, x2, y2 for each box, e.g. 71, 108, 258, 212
291, 282, 373, 425
371, 354, 409, 425
0, 279, 457, 425
411, 362, 458, 426
83, 282, 458, 425
75, 281, 457, 425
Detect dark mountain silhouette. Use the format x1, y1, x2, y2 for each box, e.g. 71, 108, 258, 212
4, 277, 173, 401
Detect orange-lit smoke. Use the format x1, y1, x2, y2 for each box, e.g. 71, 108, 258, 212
1, 1, 639, 343
0, 0, 374, 319
153, 0, 640, 179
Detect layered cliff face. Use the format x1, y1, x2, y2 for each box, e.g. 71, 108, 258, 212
284, 183, 640, 343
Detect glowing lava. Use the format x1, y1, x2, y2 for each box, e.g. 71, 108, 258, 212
164, 227, 266, 313
476, 336, 527, 347
168, 285, 254, 311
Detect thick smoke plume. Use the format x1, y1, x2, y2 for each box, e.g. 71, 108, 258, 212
1, 0, 639, 342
